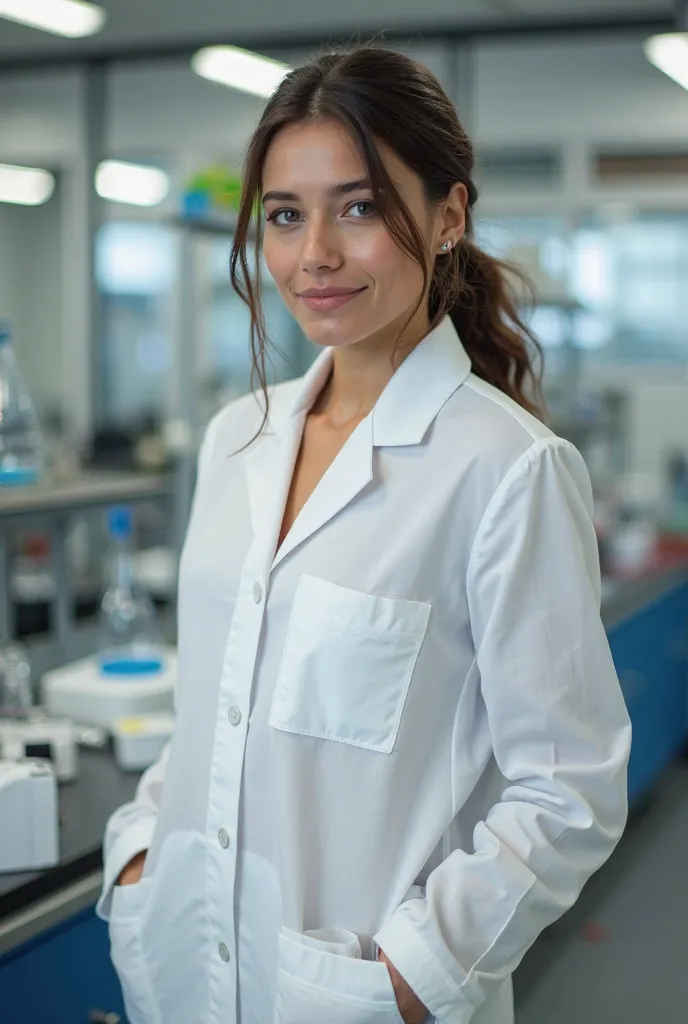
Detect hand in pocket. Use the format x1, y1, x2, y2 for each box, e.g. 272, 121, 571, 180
116, 850, 147, 887
378, 949, 429, 1024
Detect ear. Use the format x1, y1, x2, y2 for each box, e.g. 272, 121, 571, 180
437, 183, 468, 251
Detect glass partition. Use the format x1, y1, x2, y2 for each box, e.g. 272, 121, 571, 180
96, 219, 311, 438
0, 179, 64, 429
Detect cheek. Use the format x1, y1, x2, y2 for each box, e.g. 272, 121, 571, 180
356, 229, 424, 297
348, 226, 399, 274
262, 240, 294, 296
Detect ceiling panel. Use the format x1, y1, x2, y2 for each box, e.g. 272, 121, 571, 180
0, 0, 500, 58
475, 36, 688, 146
0, 0, 674, 62
3, 31, 687, 172
512, 0, 672, 14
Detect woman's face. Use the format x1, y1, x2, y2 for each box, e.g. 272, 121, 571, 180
261, 119, 457, 350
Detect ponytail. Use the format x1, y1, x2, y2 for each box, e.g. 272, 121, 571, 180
432, 239, 545, 420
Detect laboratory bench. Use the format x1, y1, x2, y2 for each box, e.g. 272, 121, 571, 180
0, 562, 687, 1024
0, 748, 140, 1023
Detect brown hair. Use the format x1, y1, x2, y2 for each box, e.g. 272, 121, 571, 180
230, 45, 544, 425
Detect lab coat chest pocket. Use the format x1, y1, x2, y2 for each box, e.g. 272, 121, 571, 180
270, 576, 431, 754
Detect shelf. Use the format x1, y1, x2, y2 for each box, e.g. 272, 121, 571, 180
0, 472, 174, 654
0, 472, 171, 525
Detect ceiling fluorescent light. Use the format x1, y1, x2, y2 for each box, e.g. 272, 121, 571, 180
644, 32, 688, 91
0, 0, 106, 38
0, 163, 55, 206
96, 161, 170, 207
191, 46, 290, 98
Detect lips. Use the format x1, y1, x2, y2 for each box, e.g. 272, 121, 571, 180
297, 286, 367, 312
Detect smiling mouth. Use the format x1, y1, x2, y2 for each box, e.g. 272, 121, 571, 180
297, 287, 367, 312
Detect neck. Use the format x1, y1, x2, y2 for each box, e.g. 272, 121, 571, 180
313, 304, 432, 430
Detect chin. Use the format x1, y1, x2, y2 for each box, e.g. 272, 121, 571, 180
296, 313, 367, 350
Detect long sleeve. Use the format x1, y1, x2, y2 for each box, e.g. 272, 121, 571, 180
96, 744, 170, 919
96, 412, 222, 922
374, 437, 631, 1023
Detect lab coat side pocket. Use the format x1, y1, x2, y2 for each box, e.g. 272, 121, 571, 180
275, 926, 405, 1024
109, 878, 158, 1024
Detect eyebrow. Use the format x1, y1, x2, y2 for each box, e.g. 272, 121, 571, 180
261, 178, 372, 204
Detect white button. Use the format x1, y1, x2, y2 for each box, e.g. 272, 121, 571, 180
228, 705, 242, 726
218, 828, 230, 849
218, 942, 230, 962
253, 582, 263, 604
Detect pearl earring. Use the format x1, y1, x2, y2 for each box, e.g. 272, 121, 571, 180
441, 241, 452, 253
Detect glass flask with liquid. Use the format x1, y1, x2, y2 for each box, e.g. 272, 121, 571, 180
98, 506, 165, 676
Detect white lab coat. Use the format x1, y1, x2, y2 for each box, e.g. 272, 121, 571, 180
98, 316, 631, 1024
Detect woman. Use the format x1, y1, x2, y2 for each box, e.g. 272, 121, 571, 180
99, 46, 631, 1024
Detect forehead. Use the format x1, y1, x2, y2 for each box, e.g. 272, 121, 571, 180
261, 118, 414, 194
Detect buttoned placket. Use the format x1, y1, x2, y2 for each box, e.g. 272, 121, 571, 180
202, 397, 374, 1017
205, 539, 271, 1015
203, 415, 309, 1020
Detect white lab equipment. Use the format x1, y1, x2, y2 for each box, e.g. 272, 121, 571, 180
42, 648, 176, 730
99, 505, 166, 676
133, 546, 177, 602
0, 712, 78, 782
0, 320, 43, 485
0, 760, 59, 873
0, 643, 33, 718
608, 471, 661, 576
112, 711, 174, 771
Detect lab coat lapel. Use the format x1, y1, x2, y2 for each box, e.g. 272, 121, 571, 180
272, 414, 374, 569
243, 413, 307, 575
243, 345, 334, 573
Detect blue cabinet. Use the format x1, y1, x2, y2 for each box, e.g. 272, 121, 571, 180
0, 907, 126, 1024
608, 581, 688, 805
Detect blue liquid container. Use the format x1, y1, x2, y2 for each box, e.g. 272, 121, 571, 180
98, 506, 164, 677
0, 322, 43, 486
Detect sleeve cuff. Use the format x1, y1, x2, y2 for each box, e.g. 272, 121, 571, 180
96, 818, 157, 921
374, 906, 479, 1024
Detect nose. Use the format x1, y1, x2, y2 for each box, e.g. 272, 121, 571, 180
299, 215, 343, 274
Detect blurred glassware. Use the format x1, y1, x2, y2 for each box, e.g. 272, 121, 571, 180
0, 321, 44, 486
0, 643, 33, 719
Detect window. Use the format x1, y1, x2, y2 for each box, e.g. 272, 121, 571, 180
570, 213, 688, 366
476, 211, 688, 368
97, 222, 311, 432
196, 236, 310, 425
97, 221, 177, 425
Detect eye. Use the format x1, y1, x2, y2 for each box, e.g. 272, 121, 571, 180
266, 208, 301, 227
346, 200, 377, 219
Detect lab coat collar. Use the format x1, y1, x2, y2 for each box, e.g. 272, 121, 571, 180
270, 315, 472, 447
371, 316, 471, 447
247, 317, 471, 570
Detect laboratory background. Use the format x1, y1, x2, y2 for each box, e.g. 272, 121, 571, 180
0, 0, 687, 1021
